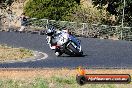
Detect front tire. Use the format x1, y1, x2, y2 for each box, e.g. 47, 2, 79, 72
55, 52, 60, 56
55, 48, 63, 56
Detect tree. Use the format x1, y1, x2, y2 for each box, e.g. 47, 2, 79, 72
68, 5, 103, 24
24, 0, 78, 21
0, 0, 6, 3
0, 0, 14, 9
75, 0, 80, 4
0, 0, 14, 6
5, 0, 14, 6
92, 0, 132, 26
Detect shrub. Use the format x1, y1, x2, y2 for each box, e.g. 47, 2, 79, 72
24, 0, 77, 21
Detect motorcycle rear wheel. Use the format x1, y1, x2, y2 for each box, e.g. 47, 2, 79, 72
68, 43, 83, 56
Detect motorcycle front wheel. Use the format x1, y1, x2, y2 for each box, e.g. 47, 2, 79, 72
55, 48, 63, 56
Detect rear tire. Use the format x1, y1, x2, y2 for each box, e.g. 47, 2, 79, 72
68, 43, 81, 56
79, 51, 83, 56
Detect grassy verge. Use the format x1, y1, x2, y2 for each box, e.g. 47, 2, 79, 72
0, 69, 131, 88
0, 76, 122, 88
0, 44, 33, 62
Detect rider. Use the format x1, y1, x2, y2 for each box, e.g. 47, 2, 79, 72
46, 27, 69, 50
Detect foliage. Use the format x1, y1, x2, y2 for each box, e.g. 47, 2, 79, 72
24, 0, 105, 24
0, 0, 14, 6
74, 0, 80, 4
0, 0, 14, 9
24, 0, 78, 21
92, 0, 132, 26
68, 5, 105, 24
0, 0, 6, 3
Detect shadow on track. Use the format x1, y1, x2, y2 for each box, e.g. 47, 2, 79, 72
58, 54, 87, 57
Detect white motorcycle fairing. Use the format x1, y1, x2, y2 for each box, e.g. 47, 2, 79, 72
56, 31, 69, 46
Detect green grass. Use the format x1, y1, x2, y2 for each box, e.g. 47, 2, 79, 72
32, 78, 49, 88
50, 76, 117, 88
51, 76, 76, 84
0, 76, 131, 88
0, 78, 48, 88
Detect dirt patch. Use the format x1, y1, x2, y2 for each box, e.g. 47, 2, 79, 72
0, 45, 33, 62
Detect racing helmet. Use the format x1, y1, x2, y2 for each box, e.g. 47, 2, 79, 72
46, 26, 55, 36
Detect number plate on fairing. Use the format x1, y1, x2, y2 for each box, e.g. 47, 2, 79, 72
57, 33, 69, 45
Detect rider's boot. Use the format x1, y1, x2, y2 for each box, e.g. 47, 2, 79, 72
50, 44, 56, 50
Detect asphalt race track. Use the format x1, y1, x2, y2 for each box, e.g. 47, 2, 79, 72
0, 31, 132, 68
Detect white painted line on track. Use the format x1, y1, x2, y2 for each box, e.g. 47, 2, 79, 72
1, 51, 48, 63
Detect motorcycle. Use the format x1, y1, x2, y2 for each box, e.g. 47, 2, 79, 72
46, 25, 83, 57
